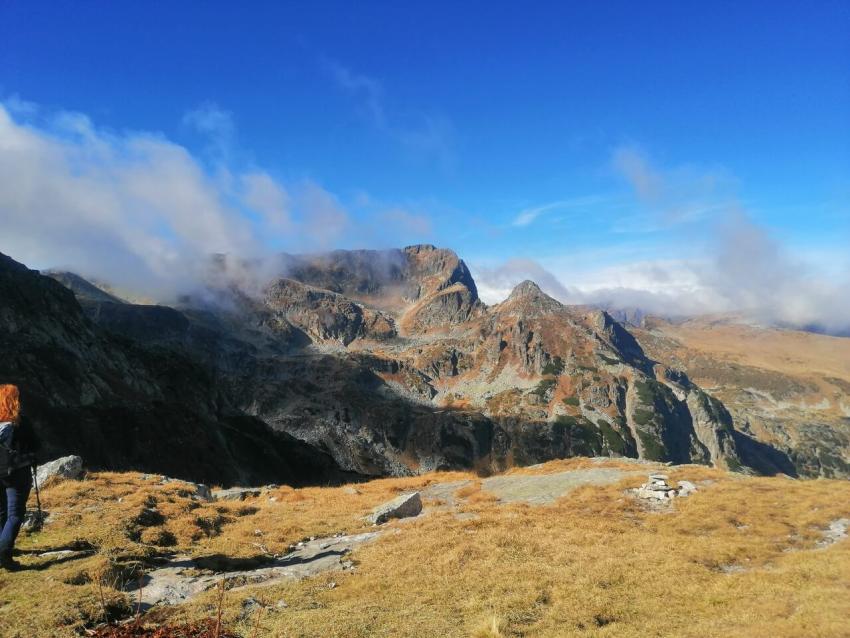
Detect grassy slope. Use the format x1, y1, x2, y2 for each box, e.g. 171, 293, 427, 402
640, 319, 850, 412
1, 460, 849, 638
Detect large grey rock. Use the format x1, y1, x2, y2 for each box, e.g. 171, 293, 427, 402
212, 487, 262, 501
35, 455, 83, 486
366, 492, 422, 525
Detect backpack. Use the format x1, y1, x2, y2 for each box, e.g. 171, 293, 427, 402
0, 421, 33, 478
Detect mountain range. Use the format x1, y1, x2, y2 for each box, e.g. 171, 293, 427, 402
2, 245, 847, 485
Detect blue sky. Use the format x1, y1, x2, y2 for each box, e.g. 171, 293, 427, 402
1, 2, 849, 326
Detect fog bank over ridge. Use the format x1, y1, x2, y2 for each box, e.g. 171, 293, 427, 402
471, 225, 850, 335
0, 101, 431, 301
2, 99, 848, 335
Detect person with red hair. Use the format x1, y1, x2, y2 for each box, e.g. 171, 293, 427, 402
0, 384, 41, 571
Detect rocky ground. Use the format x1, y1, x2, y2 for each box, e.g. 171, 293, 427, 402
1, 457, 849, 637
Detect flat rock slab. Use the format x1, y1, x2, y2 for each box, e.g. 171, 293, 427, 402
135, 531, 380, 608
420, 481, 472, 507
482, 468, 643, 505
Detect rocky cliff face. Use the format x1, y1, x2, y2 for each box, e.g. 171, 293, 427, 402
7, 244, 805, 481
0, 253, 349, 486
264, 278, 396, 345
634, 317, 849, 478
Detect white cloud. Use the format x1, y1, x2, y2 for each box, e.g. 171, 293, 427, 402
472, 259, 573, 303
379, 208, 432, 236
241, 172, 292, 231
479, 149, 850, 332
0, 103, 262, 296
0, 100, 435, 300
299, 181, 351, 247
474, 220, 850, 334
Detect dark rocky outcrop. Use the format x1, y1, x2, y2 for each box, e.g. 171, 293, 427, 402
264, 278, 396, 345
0, 252, 349, 486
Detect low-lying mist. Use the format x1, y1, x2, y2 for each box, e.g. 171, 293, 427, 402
472, 212, 850, 335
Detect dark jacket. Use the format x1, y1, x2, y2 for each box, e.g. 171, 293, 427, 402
2, 417, 41, 473
11, 417, 41, 457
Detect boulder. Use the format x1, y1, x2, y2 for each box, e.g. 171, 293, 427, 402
366, 492, 422, 525
35, 455, 83, 486
212, 487, 262, 501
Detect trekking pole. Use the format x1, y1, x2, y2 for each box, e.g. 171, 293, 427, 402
30, 464, 43, 532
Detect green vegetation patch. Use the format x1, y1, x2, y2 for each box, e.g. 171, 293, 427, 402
725, 456, 743, 472
542, 356, 565, 376
634, 379, 662, 405
636, 429, 665, 461
554, 415, 603, 455
562, 395, 580, 407
633, 408, 655, 426
533, 377, 557, 397
598, 419, 627, 455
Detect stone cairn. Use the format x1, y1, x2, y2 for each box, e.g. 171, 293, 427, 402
635, 473, 697, 500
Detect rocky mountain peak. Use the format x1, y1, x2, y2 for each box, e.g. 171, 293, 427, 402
507, 280, 545, 300
401, 244, 479, 302
494, 279, 563, 317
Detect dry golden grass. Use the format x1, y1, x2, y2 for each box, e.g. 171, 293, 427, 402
2, 460, 849, 637
658, 320, 850, 382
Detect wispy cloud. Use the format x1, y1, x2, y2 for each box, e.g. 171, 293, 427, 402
326, 61, 386, 129
183, 102, 235, 158
512, 195, 608, 227
325, 59, 454, 167
612, 146, 735, 226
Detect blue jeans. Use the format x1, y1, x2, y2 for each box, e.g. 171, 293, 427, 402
0, 466, 32, 559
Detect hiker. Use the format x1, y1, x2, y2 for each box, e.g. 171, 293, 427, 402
0, 384, 41, 571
